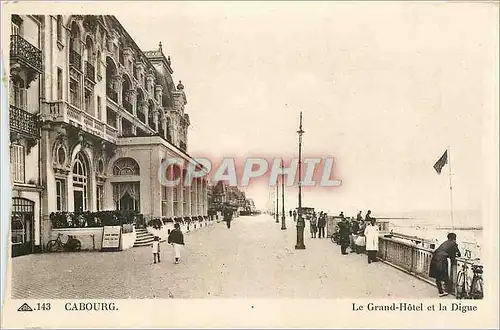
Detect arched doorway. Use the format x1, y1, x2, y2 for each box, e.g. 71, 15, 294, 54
112, 157, 141, 211
72, 152, 90, 212
11, 198, 35, 257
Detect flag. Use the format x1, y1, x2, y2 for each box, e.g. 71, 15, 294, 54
433, 150, 448, 174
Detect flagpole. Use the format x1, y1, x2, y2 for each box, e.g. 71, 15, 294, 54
448, 146, 455, 230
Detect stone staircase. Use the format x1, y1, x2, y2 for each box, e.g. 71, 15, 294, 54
133, 228, 155, 247
134, 228, 168, 247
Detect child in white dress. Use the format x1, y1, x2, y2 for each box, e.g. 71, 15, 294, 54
152, 236, 161, 264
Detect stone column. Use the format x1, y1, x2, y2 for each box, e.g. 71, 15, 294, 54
127, 89, 137, 115
204, 179, 208, 216
179, 169, 184, 217
152, 109, 159, 132
193, 178, 198, 216
112, 74, 123, 104
116, 114, 123, 136
186, 171, 191, 217
198, 178, 203, 216
168, 164, 174, 217
143, 103, 149, 126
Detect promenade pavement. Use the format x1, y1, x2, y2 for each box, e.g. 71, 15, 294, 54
10, 214, 438, 299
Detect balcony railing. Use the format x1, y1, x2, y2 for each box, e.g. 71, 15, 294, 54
107, 86, 118, 103
10, 35, 42, 73
123, 100, 133, 113
69, 50, 82, 72
9, 105, 40, 139
42, 101, 118, 144
85, 61, 95, 82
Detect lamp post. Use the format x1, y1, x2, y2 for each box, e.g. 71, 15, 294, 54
275, 177, 279, 223
281, 158, 286, 230
295, 111, 306, 249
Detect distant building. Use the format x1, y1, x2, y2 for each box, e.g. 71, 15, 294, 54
208, 181, 249, 213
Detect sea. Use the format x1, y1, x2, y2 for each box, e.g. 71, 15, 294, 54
377, 209, 483, 260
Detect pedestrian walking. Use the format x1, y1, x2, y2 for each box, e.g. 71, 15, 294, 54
168, 223, 185, 264
293, 210, 297, 222
429, 233, 461, 297
317, 212, 326, 238
152, 236, 161, 264
224, 207, 233, 229
309, 214, 318, 238
338, 217, 350, 255
289, 210, 292, 218
350, 218, 360, 253
364, 217, 379, 263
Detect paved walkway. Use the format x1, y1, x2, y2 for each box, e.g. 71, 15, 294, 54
10, 214, 437, 299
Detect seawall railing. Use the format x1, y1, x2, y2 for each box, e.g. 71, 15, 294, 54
377, 236, 483, 297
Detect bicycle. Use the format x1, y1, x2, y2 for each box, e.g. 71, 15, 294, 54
46, 233, 82, 252
469, 264, 484, 299
456, 262, 470, 299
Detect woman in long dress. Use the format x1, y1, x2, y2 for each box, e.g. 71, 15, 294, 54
168, 223, 185, 264
364, 218, 379, 263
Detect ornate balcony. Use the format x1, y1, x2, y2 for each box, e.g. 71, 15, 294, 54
85, 61, 95, 83
9, 105, 40, 140
69, 50, 82, 72
10, 35, 42, 87
10, 35, 42, 73
42, 101, 118, 144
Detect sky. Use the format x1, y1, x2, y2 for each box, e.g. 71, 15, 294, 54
117, 2, 498, 216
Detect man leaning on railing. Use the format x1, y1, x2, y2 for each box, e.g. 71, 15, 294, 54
429, 232, 461, 297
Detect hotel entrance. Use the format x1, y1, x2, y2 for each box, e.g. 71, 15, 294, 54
11, 198, 35, 257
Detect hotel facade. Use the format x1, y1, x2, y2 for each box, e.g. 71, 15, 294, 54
8, 15, 209, 257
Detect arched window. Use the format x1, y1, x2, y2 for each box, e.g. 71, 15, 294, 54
113, 157, 140, 176
72, 152, 89, 212
122, 75, 132, 113
56, 15, 63, 42
106, 57, 118, 102
70, 21, 81, 54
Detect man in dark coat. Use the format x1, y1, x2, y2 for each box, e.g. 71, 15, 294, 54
429, 233, 461, 296
223, 207, 233, 229
356, 211, 363, 222
338, 218, 350, 255
317, 212, 326, 238
349, 219, 360, 253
